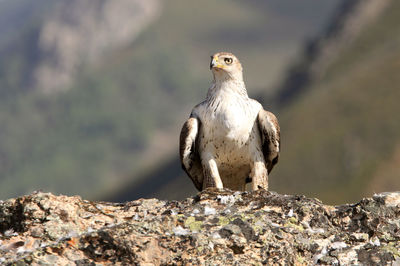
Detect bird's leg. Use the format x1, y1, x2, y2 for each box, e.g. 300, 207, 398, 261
250, 161, 268, 191
202, 158, 223, 189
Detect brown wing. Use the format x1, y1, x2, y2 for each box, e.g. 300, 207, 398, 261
179, 117, 204, 190
257, 109, 281, 173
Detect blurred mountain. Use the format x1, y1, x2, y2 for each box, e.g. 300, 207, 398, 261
0, 0, 341, 199
274, 0, 400, 204
276, 0, 392, 104
34, 0, 161, 93
116, 0, 400, 204
0, 0, 53, 48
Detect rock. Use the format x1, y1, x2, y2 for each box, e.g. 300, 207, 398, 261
373, 192, 400, 207
1, 189, 400, 265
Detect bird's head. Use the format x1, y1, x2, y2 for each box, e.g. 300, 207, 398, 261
210, 52, 243, 82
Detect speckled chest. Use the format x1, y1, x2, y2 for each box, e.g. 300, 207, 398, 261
195, 90, 261, 163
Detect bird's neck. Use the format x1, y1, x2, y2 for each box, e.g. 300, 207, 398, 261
207, 78, 248, 100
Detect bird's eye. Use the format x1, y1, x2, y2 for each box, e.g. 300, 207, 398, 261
224, 57, 233, 64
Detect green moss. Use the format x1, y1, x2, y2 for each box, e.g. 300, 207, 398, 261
197, 246, 204, 253
185, 216, 203, 232
218, 216, 230, 226
382, 242, 400, 258
297, 255, 306, 264
284, 217, 304, 232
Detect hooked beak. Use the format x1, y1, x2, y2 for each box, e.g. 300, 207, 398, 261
210, 55, 223, 70
210, 56, 216, 69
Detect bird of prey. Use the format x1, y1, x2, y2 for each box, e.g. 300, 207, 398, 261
179, 52, 280, 191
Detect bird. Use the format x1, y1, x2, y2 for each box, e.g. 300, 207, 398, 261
179, 52, 280, 191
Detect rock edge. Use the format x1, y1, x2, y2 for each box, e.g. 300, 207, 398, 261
1, 190, 400, 265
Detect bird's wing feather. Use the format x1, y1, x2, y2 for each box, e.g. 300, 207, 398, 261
257, 109, 280, 173
179, 117, 204, 190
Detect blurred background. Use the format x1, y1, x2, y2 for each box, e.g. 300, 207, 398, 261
0, 0, 399, 204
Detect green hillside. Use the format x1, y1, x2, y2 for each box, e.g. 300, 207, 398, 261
0, 0, 338, 199
272, 1, 400, 204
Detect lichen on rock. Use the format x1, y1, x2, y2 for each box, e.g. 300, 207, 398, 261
1, 190, 400, 265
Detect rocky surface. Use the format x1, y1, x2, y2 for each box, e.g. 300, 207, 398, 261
1, 190, 400, 265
